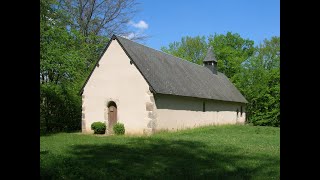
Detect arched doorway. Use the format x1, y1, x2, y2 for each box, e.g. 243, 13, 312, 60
107, 101, 117, 133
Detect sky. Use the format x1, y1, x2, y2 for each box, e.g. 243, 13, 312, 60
126, 0, 280, 50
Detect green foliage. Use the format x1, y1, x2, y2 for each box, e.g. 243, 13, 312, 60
234, 37, 280, 127
113, 123, 125, 135
40, 0, 108, 133
41, 125, 280, 179
91, 122, 106, 134
161, 36, 208, 65
208, 32, 255, 80
40, 83, 81, 133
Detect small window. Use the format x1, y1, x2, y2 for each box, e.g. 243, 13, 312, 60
240, 106, 243, 117
203, 102, 205, 112
236, 108, 239, 117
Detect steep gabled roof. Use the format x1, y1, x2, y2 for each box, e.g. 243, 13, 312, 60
80, 35, 248, 103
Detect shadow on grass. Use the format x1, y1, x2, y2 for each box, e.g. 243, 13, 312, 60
40, 132, 57, 137
40, 138, 279, 179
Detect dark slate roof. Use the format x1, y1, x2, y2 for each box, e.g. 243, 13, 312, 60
80, 35, 248, 103
203, 46, 217, 62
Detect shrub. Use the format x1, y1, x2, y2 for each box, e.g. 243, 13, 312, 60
91, 122, 106, 134
113, 123, 125, 135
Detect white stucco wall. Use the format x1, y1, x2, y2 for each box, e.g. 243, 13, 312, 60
153, 94, 246, 131
82, 39, 151, 134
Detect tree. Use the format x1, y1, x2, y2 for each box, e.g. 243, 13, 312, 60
41, 0, 86, 132
57, 0, 140, 39
208, 32, 255, 81
40, 0, 106, 132
235, 36, 280, 126
41, 0, 96, 86
56, 0, 144, 65
161, 36, 208, 65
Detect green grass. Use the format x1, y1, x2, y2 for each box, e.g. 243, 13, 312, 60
40, 125, 280, 179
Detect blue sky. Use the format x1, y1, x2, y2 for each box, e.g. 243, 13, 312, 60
126, 0, 279, 50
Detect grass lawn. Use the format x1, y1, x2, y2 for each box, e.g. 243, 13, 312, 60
40, 125, 280, 179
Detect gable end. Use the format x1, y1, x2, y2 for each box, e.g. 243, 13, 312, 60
79, 35, 156, 95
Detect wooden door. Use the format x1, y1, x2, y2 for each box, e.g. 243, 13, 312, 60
108, 105, 117, 133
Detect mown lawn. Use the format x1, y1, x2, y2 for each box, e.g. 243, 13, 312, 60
40, 125, 280, 179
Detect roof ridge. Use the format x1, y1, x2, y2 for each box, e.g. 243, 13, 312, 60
115, 35, 213, 70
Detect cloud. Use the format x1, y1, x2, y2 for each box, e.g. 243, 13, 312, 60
121, 32, 136, 39
129, 20, 149, 30
123, 20, 149, 40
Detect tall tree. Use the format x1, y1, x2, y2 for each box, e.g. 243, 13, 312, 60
161, 36, 208, 65
57, 0, 139, 38
235, 36, 280, 126
208, 32, 255, 81
41, 0, 92, 86
41, 0, 89, 132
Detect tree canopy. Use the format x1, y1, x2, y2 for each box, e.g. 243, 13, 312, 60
235, 37, 280, 126
161, 36, 208, 65
208, 32, 255, 81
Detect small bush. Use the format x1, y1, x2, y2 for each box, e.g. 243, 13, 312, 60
91, 122, 106, 134
113, 123, 125, 135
